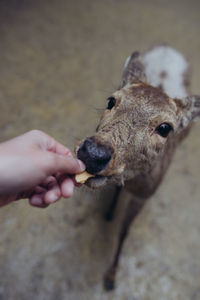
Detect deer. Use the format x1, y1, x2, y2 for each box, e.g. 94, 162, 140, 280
75, 45, 200, 291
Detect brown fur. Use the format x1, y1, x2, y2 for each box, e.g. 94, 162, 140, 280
76, 48, 200, 290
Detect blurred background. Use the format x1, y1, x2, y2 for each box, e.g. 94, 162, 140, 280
0, 0, 200, 299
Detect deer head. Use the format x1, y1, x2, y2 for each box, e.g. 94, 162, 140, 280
75, 46, 200, 188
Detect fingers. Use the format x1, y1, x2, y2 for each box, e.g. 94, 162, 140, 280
44, 153, 85, 176
25, 129, 86, 179
49, 140, 73, 157
43, 179, 61, 204
29, 130, 74, 157
29, 193, 49, 208
23, 130, 73, 158
60, 176, 75, 198
29, 130, 86, 174
29, 176, 60, 207
29, 175, 77, 208
55, 173, 76, 198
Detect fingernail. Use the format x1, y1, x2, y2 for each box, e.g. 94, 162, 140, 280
78, 160, 85, 171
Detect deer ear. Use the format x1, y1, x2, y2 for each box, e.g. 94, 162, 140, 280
174, 95, 200, 128
122, 52, 146, 87
189, 95, 200, 121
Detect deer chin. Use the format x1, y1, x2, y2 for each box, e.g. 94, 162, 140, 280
85, 165, 125, 189
85, 175, 108, 189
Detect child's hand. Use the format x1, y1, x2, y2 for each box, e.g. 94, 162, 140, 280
0, 130, 85, 208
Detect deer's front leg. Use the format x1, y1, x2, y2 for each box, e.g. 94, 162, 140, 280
104, 196, 147, 291
104, 186, 122, 222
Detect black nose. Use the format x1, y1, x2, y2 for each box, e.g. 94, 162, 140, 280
77, 138, 114, 174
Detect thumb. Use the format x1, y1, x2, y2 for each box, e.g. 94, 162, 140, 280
44, 152, 85, 176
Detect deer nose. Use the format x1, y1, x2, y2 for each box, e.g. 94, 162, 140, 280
77, 138, 114, 174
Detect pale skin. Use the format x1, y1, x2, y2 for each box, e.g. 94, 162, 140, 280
0, 130, 85, 208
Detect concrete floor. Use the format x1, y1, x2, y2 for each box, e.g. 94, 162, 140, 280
0, 0, 200, 299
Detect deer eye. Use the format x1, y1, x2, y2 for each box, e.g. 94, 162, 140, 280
107, 97, 116, 110
156, 123, 173, 138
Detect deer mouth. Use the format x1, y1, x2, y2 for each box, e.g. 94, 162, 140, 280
86, 175, 108, 188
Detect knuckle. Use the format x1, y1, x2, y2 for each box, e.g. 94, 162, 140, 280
28, 129, 45, 138
46, 153, 58, 172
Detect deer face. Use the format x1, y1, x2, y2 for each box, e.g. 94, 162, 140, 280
75, 47, 200, 188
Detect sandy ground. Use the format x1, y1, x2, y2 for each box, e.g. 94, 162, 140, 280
0, 0, 200, 299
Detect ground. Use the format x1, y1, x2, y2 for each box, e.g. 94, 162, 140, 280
0, 0, 200, 299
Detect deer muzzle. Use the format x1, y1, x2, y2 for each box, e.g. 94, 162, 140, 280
75, 136, 125, 188
77, 137, 114, 174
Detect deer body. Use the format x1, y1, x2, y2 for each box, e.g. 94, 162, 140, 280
76, 46, 200, 290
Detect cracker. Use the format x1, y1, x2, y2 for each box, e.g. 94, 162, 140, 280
75, 171, 95, 184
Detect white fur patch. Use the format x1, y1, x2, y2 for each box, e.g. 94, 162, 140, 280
123, 55, 131, 70
143, 46, 189, 98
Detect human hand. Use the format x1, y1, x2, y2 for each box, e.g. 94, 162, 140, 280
0, 130, 85, 208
